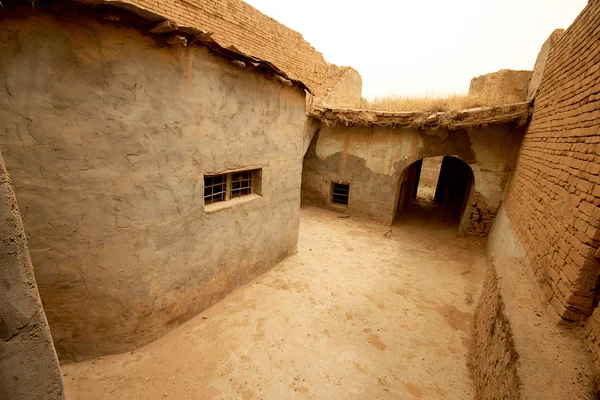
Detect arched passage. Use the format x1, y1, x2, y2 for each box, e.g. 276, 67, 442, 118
395, 156, 474, 232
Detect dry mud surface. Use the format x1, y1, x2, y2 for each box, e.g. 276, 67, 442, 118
62, 205, 487, 399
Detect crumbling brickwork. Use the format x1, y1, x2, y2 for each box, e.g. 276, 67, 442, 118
469, 69, 533, 102
102, 0, 361, 105
504, 1, 600, 321
467, 193, 499, 237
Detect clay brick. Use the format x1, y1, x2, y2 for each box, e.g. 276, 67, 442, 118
504, 0, 600, 321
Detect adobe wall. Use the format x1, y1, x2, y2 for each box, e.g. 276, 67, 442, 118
301, 121, 523, 235
469, 69, 533, 102
0, 151, 64, 399
502, 0, 600, 322
83, 0, 362, 106
322, 67, 364, 109
527, 29, 565, 101
0, 5, 308, 361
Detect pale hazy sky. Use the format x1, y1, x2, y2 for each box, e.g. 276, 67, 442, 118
244, 0, 587, 99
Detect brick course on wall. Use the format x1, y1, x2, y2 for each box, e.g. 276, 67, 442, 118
102, 0, 361, 104
504, 1, 600, 321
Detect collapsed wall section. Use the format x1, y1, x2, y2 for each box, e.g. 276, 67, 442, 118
0, 4, 308, 361
503, 0, 600, 321
0, 151, 64, 399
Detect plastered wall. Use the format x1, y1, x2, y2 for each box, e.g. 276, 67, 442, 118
0, 150, 64, 399
88, 0, 362, 106
0, 5, 308, 361
503, 0, 600, 322
301, 121, 523, 235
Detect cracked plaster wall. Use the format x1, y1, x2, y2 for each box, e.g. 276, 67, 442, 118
0, 7, 308, 361
301, 122, 523, 235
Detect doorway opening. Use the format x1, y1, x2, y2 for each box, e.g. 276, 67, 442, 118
395, 156, 474, 231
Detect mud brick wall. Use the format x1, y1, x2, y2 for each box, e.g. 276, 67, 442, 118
504, 1, 600, 321
100, 0, 362, 105
469, 69, 532, 102
467, 193, 499, 237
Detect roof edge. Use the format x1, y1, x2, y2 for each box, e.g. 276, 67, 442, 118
70, 0, 312, 93
309, 102, 533, 130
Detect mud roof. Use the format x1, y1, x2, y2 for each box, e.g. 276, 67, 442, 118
87, 0, 311, 93
310, 102, 532, 130
1, 0, 311, 94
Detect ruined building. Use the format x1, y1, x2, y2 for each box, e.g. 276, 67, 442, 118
0, 0, 599, 399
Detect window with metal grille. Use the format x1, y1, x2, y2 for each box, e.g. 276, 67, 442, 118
331, 182, 350, 205
204, 174, 227, 205
204, 169, 261, 206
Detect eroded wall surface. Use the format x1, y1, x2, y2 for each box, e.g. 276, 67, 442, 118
502, 0, 600, 322
0, 151, 64, 399
0, 6, 308, 361
469, 69, 533, 102
527, 29, 565, 101
85, 0, 363, 105
471, 264, 521, 400
322, 67, 364, 109
301, 122, 523, 235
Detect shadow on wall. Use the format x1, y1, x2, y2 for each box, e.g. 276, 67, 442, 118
395, 156, 474, 234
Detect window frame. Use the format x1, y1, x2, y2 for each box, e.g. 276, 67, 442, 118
204, 168, 262, 210
331, 181, 350, 206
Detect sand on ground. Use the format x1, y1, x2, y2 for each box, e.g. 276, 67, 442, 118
62, 204, 487, 400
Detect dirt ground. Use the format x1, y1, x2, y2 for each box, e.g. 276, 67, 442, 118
62, 204, 487, 400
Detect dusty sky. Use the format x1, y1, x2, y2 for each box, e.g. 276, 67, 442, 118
244, 0, 587, 99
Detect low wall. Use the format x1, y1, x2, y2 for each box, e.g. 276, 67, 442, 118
471, 263, 521, 400
301, 121, 523, 235
0, 151, 64, 400
0, 5, 308, 361
471, 253, 595, 399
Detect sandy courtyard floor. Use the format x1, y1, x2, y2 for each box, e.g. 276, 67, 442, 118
62, 205, 487, 400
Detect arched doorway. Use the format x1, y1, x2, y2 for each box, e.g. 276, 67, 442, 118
395, 156, 474, 232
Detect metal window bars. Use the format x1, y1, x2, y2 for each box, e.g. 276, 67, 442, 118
204, 170, 256, 205
332, 182, 350, 205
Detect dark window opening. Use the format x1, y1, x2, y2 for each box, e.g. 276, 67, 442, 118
204, 169, 261, 207
204, 174, 226, 205
332, 182, 350, 205
231, 171, 252, 199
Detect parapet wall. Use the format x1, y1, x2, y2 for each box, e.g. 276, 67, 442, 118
503, 0, 600, 322
86, 0, 362, 106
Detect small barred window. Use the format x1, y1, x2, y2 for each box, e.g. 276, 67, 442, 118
204, 169, 261, 207
331, 182, 350, 205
